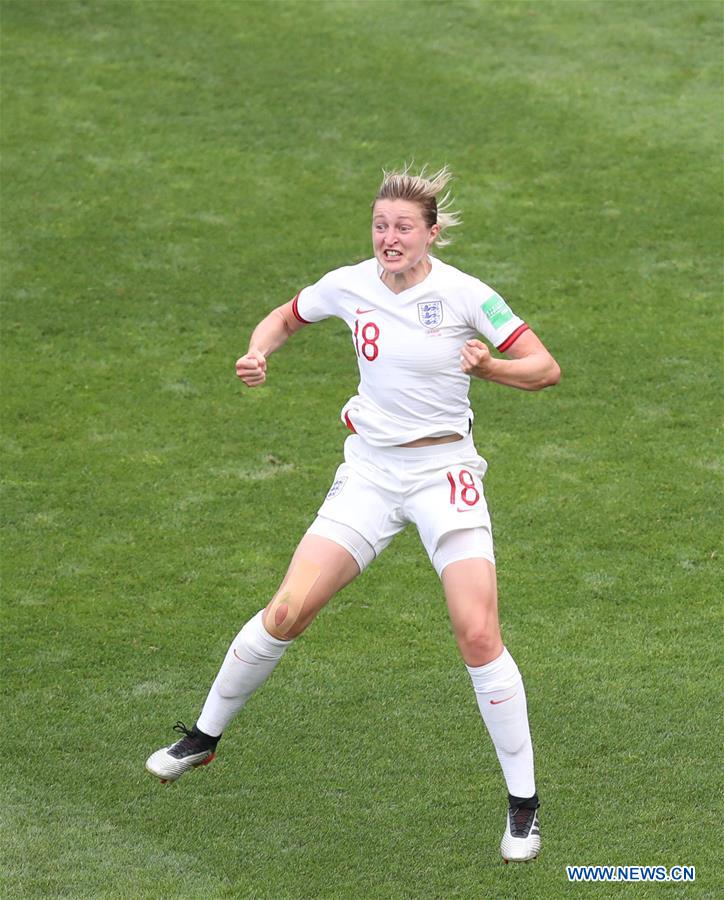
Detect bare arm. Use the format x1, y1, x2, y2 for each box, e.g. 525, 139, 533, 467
460, 328, 561, 391
236, 299, 307, 387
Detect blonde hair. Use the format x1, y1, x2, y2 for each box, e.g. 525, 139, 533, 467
373, 164, 461, 247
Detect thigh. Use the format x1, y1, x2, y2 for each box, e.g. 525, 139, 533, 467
430, 524, 495, 578
442, 556, 503, 666
263, 534, 362, 639
316, 458, 405, 557
405, 459, 492, 563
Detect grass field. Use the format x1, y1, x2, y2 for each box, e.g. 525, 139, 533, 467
1, 0, 722, 897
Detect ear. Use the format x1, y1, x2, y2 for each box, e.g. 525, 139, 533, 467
428, 223, 441, 246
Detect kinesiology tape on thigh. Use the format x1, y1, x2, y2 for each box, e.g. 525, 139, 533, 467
268, 557, 322, 636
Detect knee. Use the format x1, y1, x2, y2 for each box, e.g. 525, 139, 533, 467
263, 605, 311, 641
263, 598, 312, 641
457, 622, 503, 666
265, 556, 323, 639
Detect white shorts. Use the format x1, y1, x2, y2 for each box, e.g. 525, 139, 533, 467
307, 432, 495, 576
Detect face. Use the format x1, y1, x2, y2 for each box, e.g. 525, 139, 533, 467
372, 199, 440, 276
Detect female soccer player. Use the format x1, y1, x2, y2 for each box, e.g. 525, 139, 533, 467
146, 166, 560, 863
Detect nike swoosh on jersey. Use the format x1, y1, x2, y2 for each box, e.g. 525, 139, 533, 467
490, 693, 517, 705
355, 307, 377, 315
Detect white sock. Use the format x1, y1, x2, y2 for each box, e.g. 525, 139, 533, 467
466, 647, 536, 798
196, 610, 290, 737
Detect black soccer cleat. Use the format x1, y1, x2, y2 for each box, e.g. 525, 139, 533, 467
500, 797, 541, 862
145, 721, 218, 784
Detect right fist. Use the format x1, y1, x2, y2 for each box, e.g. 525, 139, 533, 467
235, 349, 267, 387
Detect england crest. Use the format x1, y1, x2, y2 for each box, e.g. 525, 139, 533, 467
326, 476, 348, 500
417, 299, 444, 329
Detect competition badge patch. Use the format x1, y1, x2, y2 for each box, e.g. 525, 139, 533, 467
326, 476, 348, 500
481, 293, 514, 328
417, 300, 444, 329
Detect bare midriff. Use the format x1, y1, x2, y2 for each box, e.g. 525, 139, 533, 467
397, 433, 463, 448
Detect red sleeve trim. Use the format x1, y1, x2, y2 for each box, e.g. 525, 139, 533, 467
291, 292, 311, 324
497, 323, 529, 353
344, 412, 357, 434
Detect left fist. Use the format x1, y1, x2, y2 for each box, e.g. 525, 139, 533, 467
460, 339, 494, 378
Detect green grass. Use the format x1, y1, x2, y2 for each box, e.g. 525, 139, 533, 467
1, 0, 722, 897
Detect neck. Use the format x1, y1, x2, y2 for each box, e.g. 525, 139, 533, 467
380, 256, 432, 294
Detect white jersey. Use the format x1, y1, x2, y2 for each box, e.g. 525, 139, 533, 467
292, 256, 528, 446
